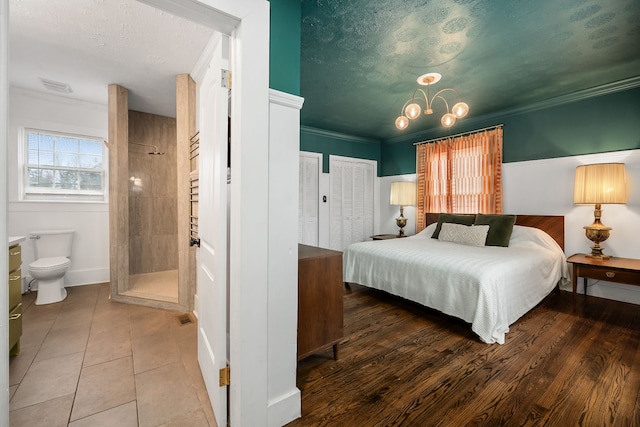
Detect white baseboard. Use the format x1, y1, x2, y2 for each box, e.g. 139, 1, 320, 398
23, 267, 109, 292
268, 388, 301, 427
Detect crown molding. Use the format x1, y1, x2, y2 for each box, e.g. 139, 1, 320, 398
301, 125, 381, 144
384, 76, 640, 145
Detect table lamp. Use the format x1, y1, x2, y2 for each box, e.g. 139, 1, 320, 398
573, 163, 628, 259
390, 181, 416, 237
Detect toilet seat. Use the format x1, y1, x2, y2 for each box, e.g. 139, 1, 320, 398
29, 256, 71, 271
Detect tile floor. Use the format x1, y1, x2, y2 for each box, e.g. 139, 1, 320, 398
9, 283, 217, 427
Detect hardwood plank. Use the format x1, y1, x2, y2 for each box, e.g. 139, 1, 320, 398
287, 285, 640, 426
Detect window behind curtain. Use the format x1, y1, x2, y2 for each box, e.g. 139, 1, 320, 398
23, 128, 106, 202
416, 127, 503, 232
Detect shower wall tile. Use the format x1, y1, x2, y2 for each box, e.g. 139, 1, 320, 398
153, 197, 178, 235
151, 234, 178, 272
128, 111, 178, 276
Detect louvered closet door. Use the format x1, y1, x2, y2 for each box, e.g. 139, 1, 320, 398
330, 156, 375, 251
299, 152, 320, 246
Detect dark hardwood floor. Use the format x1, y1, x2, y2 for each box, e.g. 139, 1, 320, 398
287, 284, 640, 426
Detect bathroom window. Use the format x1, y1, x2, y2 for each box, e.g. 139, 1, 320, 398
22, 128, 106, 202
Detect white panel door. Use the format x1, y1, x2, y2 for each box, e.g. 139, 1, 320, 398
197, 32, 229, 427
299, 152, 320, 245
329, 156, 376, 250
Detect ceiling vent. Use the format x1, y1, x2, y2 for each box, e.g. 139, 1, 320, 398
39, 78, 73, 94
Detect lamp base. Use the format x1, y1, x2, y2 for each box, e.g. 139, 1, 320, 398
395, 216, 407, 237
583, 217, 612, 260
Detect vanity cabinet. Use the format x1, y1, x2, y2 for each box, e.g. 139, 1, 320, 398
9, 242, 23, 356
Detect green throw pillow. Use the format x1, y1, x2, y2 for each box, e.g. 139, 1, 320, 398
431, 213, 476, 239
474, 214, 517, 247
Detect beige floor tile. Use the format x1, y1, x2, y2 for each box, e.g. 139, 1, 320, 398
159, 408, 212, 427
130, 310, 171, 339
18, 320, 52, 349
51, 306, 95, 330
9, 385, 17, 401
71, 356, 136, 421
34, 325, 90, 362
9, 345, 38, 385
132, 331, 181, 374
136, 362, 202, 427
10, 394, 75, 427
10, 351, 84, 410
69, 401, 138, 427
83, 327, 132, 367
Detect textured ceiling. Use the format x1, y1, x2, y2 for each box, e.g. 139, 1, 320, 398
300, 0, 640, 140
9, 0, 213, 117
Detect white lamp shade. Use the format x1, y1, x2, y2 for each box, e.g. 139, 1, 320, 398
574, 163, 628, 204
390, 181, 416, 206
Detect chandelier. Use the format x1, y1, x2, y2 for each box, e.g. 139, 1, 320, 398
395, 73, 469, 130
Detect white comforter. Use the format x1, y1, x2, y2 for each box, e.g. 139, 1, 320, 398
343, 224, 569, 344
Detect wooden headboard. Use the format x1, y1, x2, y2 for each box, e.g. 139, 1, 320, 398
425, 213, 565, 251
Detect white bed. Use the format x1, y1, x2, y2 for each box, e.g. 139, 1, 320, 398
343, 222, 570, 344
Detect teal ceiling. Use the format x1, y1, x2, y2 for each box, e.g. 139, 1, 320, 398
300, 0, 640, 140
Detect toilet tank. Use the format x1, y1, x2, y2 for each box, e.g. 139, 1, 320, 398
31, 230, 75, 259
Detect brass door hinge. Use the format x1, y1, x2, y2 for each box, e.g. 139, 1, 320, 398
221, 69, 231, 89
219, 366, 230, 386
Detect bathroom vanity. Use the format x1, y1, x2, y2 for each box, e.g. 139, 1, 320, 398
8, 236, 25, 356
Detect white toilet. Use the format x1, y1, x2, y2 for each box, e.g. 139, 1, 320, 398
28, 230, 75, 305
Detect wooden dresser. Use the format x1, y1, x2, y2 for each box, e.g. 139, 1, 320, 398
298, 244, 343, 361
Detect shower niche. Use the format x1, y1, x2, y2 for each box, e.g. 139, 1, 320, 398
108, 77, 196, 312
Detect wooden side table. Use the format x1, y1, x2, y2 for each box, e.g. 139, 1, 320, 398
370, 234, 406, 240
567, 254, 640, 297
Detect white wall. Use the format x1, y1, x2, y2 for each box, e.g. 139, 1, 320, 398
503, 149, 640, 303
7, 88, 110, 289
373, 149, 640, 305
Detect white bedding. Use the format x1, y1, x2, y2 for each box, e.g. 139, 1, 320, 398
343, 224, 569, 344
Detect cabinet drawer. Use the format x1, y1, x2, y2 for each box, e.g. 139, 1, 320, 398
9, 245, 22, 273
578, 265, 640, 286
9, 303, 22, 351
9, 269, 21, 310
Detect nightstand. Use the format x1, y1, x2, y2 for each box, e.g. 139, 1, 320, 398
567, 254, 640, 298
370, 234, 406, 240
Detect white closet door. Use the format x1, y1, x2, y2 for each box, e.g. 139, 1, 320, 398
329, 156, 376, 251
299, 152, 320, 246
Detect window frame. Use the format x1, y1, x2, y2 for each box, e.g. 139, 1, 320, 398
21, 127, 108, 203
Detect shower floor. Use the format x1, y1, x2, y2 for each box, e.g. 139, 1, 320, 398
124, 269, 179, 303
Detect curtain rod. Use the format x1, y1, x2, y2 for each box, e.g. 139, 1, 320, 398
413, 124, 504, 146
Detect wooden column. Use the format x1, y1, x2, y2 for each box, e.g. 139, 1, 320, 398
108, 84, 129, 296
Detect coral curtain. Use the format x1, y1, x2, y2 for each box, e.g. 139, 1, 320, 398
416, 127, 503, 232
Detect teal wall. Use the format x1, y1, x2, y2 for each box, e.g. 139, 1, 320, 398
380, 86, 640, 176
300, 127, 382, 175
269, 0, 301, 96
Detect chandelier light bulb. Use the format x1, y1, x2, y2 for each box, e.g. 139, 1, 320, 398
441, 113, 456, 128
405, 103, 422, 120
452, 102, 469, 118
395, 115, 409, 130
394, 73, 469, 130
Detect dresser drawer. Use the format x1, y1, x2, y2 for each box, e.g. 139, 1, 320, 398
9, 303, 22, 352
9, 245, 22, 273
577, 265, 640, 286
9, 269, 21, 310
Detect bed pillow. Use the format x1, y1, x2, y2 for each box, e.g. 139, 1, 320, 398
474, 214, 517, 247
431, 213, 476, 239
438, 223, 489, 247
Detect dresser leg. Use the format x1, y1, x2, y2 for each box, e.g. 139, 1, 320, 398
584, 277, 588, 296
333, 343, 339, 360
